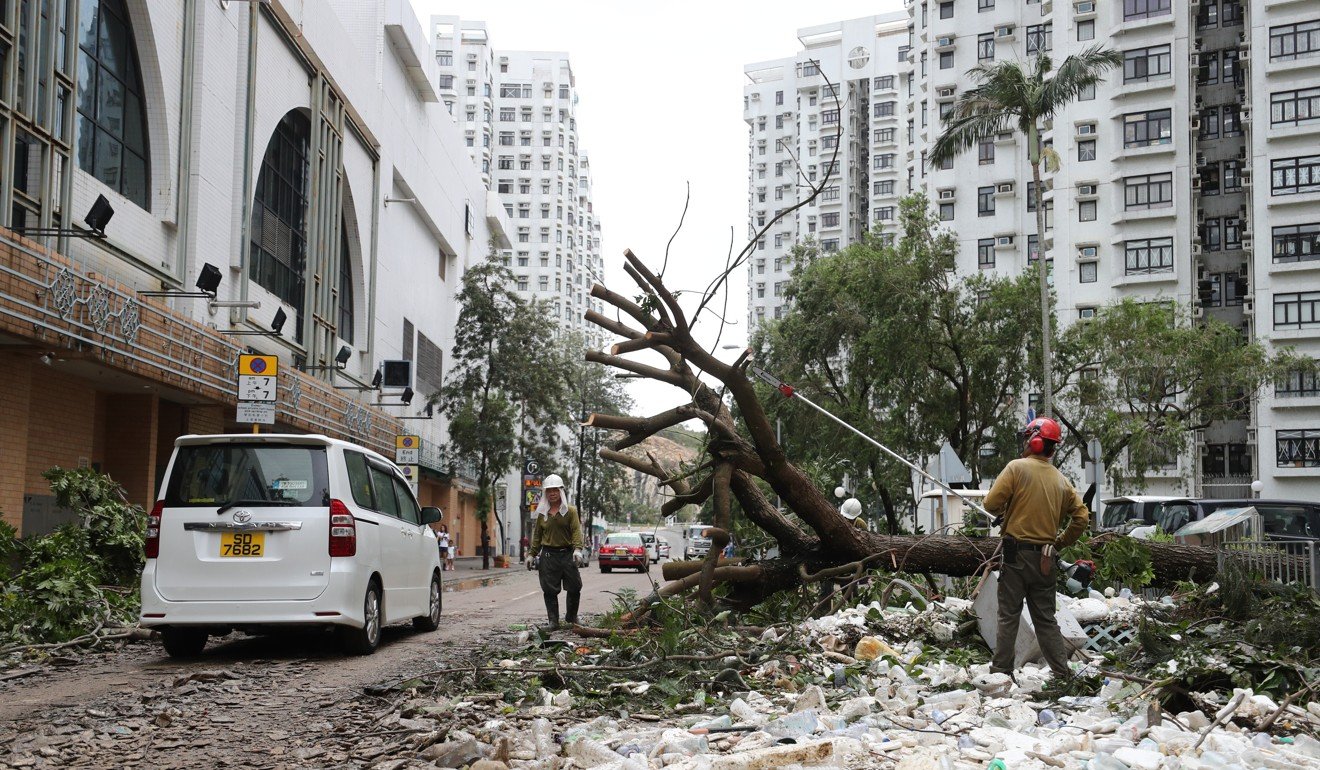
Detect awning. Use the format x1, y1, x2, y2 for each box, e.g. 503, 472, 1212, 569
1175, 506, 1257, 537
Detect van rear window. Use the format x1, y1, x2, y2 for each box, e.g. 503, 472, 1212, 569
165, 444, 329, 507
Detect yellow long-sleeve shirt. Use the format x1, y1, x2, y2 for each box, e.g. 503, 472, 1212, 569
983, 456, 1090, 547
529, 504, 583, 556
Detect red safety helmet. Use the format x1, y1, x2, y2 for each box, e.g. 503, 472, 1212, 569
1022, 417, 1062, 455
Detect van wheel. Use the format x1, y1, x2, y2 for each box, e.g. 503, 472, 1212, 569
340, 580, 382, 655
160, 628, 208, 659
413, 571, 442, 632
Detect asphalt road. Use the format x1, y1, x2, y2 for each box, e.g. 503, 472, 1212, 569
0, 546, 678, 766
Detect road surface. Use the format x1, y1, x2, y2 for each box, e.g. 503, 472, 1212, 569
0, 551, 673, 768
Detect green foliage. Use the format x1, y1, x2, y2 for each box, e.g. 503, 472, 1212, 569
1055, 300, 1310, 492
1060, 533, 1154, 589
757, 194, 1039, 521
0, 468, 145, 649
438, 257, 575, 527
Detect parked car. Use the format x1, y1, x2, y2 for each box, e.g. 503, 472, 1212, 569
656, 538, 671, 560
1097, 496, 1184, 533
638, 532, 660, 563
140, 434, 443, 659
598, 532, 648, 573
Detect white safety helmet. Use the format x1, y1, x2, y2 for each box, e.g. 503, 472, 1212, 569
535, 474, 570, 515
840, 498, 863, 520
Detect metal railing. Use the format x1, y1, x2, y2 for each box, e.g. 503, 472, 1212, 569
1219, 537, 1318, 592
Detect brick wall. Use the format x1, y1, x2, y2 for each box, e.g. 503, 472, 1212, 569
0, 354, 33, 529
102, 395, 160, 509
24, 368, 104, 501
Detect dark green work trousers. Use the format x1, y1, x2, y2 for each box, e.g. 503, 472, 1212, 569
991, 547, 1072, 678
537, 548, 582, 626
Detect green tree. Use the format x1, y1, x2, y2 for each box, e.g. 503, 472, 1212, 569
759, 194, 1039, 532
438, 260, 572, 569
930, 43, 1122, 418
1054, 300, 1315, 492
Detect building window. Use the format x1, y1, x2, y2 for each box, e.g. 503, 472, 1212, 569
1223, 107, 1242, 136
1080, 261, 1098, 283
1203, 218, 1223, 251
1124, 173, 1173, 209
1272, 155, 1320, 195
1277, 370, 1320, 397
939, 202, 955, 220
978, 239, 995, 269
978, 139, 994, 165
250, 111, 311, 319
978, 33, 995, 61
940, 1, 954, 18
1270, 21, 1320, 62
1200, 107, 1221, 139
1273, 223, 1320, 263
1079, 200, 1097, 221
1078, 307, 1097, 320
1124, 0, 1171, 21
875, 101, 896, 117
1277, 430, 1320, 467
1198, 51, 1219, 85
338, 224, 355, 344
876, 206, 895, 220
1123, 45, 1172, 82
77, 0, 151, 208
1077, 140, 1096, 161
1272, 87, 1320, 127
1201, 163, 1221, 196
978, 187, 995, 216
1078, 20, 1095, 42
1124, 237, 1174, 274
1026, 24, 1053, 54
1123, 109, 1172, 147
979, 0, 995, 8
1223, 160, 1242, 192
822, 212, 839, 227
1274, 292, 1320, 329
940, 51, 954, 69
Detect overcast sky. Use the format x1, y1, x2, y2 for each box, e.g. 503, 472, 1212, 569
411, 0, 902, 417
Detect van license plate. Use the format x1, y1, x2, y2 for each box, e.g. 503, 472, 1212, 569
220, 532, 264, 557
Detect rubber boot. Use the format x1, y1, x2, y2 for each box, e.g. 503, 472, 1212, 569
565, 592, 580, 627
543, 593, 560, 631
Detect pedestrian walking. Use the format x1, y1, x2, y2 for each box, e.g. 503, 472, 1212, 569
437, 525, 451, 571
983, 417, 1090, 680
527, 474, 583, 631
519, 534, 530, 563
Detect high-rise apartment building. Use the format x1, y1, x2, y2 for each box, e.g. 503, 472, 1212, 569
747, 2, 1320, 500
744, 13, 910, 325
433, 19, 604, 341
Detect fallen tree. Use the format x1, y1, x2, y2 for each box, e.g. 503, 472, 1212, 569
581, 249, 1267, 615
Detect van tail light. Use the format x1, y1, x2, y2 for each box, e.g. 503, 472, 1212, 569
145, 501, 163, 559
329, 499, 357, 557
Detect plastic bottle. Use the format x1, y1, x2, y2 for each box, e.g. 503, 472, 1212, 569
987, 759, 1008, 770
1038, 709, 1057, 725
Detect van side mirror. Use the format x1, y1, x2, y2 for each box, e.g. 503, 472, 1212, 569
421, 506, 443, 525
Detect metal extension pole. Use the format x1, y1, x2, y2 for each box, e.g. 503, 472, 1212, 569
749, 364, 994, 521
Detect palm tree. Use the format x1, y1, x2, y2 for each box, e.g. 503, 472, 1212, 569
930, 44, 1122, 418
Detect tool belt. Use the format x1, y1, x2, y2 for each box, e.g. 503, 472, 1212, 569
1002, 537, 1057, 576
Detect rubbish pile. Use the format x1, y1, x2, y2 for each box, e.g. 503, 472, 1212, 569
369, 579, 1320, 770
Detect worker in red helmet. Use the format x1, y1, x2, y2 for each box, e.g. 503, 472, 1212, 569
983, 416, 1090, 680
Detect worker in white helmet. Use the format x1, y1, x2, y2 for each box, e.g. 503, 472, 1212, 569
527, 474, 583, 630
840, 497, 869, 531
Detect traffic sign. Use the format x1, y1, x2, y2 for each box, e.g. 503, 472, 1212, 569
395, 435, 420, 465
238, 374, 277, 402
239, 354, 279, 377
524, 458, 540, 476
400, 463, 419, 494
237, 402, 275, 424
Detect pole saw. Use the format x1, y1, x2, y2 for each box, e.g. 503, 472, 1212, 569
748, 363, 996, 524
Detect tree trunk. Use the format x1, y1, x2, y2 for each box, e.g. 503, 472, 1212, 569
1029, 122, 1054, 417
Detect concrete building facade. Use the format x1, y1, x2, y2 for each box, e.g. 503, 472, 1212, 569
0, 0, 508, 550
746, 2, 1320, 500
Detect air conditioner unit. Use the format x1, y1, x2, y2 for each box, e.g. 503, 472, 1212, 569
1241, 108, 1252, 124
997, 235, 1014, 246
1078, 245, 1098, 258
937, 87, 956, 98
1242, 235, 1253, 251
1193, 304, 1204, 319
751, 93, 761, 101
1075, 1, 1096, 13
1191, 117, 1201, 131
1239, 49, 1250, 61
996, 25, 1015, 38
1242, 296, 1254, 316
1192, 175, 1202, 189
1078, 124, 1096, 135
1241, 174, 1252, 189
996, 182, 1015, 193
937, 36, 955, 47
1078, 184, 1097, 196
938, 189, 955, 200
1191, 243, 1202, 256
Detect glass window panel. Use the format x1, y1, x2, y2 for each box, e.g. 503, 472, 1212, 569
78, 0, 97, 53
95, 6, 124, 74
122, 88, 142, 151
93, 130, 121, 187
122, 149, 146, 203
95, 68, 122, 132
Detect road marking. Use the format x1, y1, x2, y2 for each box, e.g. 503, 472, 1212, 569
511, 588, 542, 602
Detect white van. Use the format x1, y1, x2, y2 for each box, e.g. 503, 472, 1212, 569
140, 434, 443, 658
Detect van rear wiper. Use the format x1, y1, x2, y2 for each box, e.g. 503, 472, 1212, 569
216, 499, 297, 515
